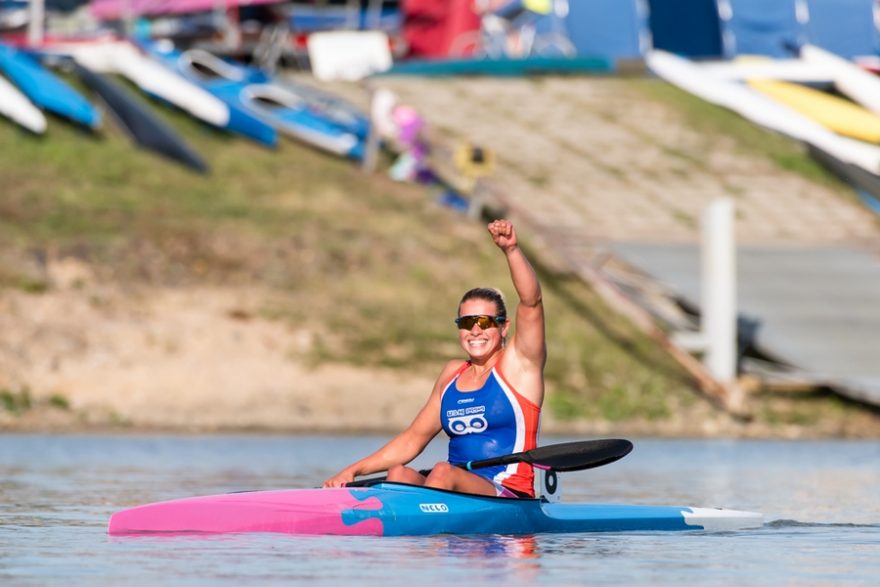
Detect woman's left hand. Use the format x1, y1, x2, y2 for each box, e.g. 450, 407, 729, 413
488, 219, 517, 251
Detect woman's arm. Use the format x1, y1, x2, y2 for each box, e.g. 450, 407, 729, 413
488, 220, 546, 369
322, 360, 462, 487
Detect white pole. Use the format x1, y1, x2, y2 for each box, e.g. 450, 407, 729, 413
27, 0, 44, 47
701, 197, 737, 383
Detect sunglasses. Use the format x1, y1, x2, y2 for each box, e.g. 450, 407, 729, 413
455, 314, 507, 330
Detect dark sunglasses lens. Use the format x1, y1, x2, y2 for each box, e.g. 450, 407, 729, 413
457, 315, 497, 330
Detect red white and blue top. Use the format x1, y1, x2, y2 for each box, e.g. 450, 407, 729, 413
440, 360, 541, 497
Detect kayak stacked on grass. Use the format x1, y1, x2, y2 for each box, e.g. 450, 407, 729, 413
646, 48, 880, 213
0, 42, 100, 130
0, 68, 44, 133
647, 50, 880, 175
107, 482, 763, 536
141, 39, 368, 160
1, 36, 370, 167
46, 39, 229, 132
73, 61, 209, 173
0, 38, 210, 171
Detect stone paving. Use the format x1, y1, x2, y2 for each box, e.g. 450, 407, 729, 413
372, 76, 879, 248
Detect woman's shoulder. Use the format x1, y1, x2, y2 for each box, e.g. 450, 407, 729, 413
427, 359, 468, 397
440, 358, 469, 376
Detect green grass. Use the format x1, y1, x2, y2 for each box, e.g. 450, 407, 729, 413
1, 387, 32, 415
0, 387, 74, 414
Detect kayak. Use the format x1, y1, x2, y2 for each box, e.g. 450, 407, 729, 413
0, 71, 45, 133
44, 39, 228, 130
141, 40, 366, 159
748, 78, 880, 144
73, 62, 208, 174
107, 482, 763, 536
646, 49, 880, 174
0, 42, 100, 129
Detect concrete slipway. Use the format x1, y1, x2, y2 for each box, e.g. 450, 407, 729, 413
608, 242, 880, 407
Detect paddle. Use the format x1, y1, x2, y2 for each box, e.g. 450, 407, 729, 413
346, 438, 633, 487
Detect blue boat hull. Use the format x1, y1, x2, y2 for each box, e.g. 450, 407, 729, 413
108, 482, 763, 536
141, 40, 367, 158
0, 43, 100, 129
141, 42, 277, 148
243, 68, 370, 140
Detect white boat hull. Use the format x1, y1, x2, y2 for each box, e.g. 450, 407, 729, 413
801, 44, 880, 116
0, 72, 46, 133
646, 49, 880, 175
50, 41, 229, 128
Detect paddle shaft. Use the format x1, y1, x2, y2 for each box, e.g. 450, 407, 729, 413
345, 438, 633, 487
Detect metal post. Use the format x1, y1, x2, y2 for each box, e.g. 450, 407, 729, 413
27, 0, 44, 47
701, 197, 737, 383
361, 90, 384, 173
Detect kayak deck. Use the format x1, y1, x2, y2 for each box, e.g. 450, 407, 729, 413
108, 482, 762, 536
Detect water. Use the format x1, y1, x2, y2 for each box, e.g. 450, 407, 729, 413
1, 434, 878, 586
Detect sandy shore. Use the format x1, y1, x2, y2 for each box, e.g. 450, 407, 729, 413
0, 266, 436, 433
2, 272, 868, 438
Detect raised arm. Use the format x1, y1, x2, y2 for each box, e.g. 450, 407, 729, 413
488, 220, 546, 382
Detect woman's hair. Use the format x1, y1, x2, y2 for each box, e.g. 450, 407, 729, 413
458, 287, 507, 318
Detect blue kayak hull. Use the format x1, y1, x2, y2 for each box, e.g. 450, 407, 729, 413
140, 40, 367, 158
140, 42, 277, 147
108, 482, 763, 536
0, 43, 100, 129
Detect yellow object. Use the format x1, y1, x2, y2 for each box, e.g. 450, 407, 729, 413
748, 79, 880, 143
454, 143, 495, 178
524, 0, 553, 15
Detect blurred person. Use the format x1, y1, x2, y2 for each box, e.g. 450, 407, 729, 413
324, 219, 546, 497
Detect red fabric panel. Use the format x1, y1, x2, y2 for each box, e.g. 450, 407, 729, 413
402, 0, 480, 58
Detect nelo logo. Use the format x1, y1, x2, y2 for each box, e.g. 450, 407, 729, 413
419, 503, 449, 513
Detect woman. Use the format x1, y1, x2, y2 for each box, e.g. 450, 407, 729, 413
324, 219, 545, 497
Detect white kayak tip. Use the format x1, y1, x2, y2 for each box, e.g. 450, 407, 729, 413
683, 507, 764, 531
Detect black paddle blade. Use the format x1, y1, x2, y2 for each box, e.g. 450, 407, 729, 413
519, 439, 633, 472
343, 438, 633, 487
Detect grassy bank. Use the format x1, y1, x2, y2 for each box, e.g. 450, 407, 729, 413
1, 77, 877, 435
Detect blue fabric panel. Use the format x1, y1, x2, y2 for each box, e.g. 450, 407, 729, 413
804, 0, 879, 58
566, 0, 649, 60
648, 0, 723, 58
720, 0, 806, 58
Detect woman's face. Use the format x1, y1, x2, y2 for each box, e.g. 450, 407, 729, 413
457, 298, 509, 361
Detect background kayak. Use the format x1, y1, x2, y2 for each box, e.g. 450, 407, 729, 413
0, 43, 100, 129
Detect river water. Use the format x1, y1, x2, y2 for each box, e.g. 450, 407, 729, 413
1, 434, 877, 586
